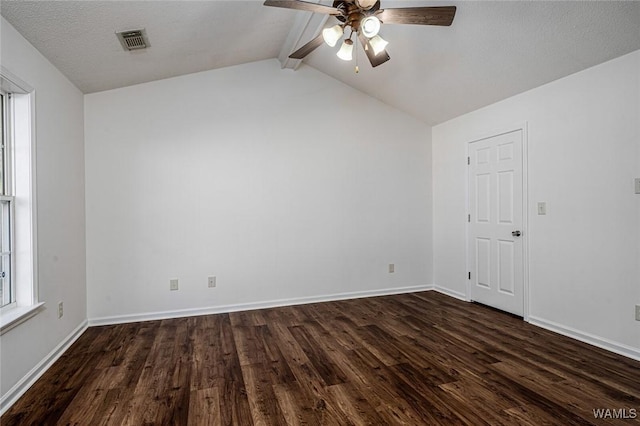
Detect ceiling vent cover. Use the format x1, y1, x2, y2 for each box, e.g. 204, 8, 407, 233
116, 29, 149, 51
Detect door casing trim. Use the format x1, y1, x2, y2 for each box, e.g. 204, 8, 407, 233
465, 122, 529, 321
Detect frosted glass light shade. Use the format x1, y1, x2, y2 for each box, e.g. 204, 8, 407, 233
336, 40, 354, 61
368, 35, 388, 55
322, 25, 343, 47
356, 0, 377, 10
361, 16, 380, 38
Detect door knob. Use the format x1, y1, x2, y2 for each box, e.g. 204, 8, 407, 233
512, 230, 521, 237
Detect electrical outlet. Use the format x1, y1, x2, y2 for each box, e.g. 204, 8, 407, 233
636, 305, 640, 321
58, 301, 63, 319
388, 264, 395, 273
170, 279, 179, 291
208, 276, 216, 288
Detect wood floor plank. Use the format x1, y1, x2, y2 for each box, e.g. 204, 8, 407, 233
56, 367, 117, 425
255, 325, 297, 384
346, 347, 441, 425
271, 383, 322, 425
3, 291, 639, 425
190, 315, 223, 391
121, 319, 180, 425
229, 309, 267, 328
288, 325, 348, 386
89, 387, 130, 426
3, 351, 100, 425
212, 314, 253, 426
489, 361, 600, 425
241, 363, 288, 425
187, 387, 221, 426
504, 404, 569, 426
233, 325, 270, 366
326, 383, 387, 425
439, 378, 526, 425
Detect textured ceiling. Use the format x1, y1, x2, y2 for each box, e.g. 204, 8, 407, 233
0, 1, 297, 93
1, 1, 639, 125
305, 1, 640, 124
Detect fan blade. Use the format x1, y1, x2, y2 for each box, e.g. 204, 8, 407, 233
289, 34, 325, 59
378, 6, 456, 26
264, 0, 343, 16
358, 32, 390, 68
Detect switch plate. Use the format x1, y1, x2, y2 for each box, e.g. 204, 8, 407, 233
208, 276, 216, 288
170, 279, 179, 291
636, 305, 640, 321
58, 301, 63, 319
537, 202, 547, 215
635, 178, 640, 194
388, 264, 395, 273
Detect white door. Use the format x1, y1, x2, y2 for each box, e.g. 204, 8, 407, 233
468, 130, 524, 316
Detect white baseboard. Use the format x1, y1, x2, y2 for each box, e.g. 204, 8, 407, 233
0, 319, 89, 415
88, 285, 434, 326
528, 316, 640, 362
428, 287, 640, 362
432, 285, 468, 301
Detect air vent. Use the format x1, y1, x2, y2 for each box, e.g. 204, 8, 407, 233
116, 29, 149, 51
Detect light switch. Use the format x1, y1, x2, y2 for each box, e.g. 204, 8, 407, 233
537, 202, 547, 215
635, 178, 640, 194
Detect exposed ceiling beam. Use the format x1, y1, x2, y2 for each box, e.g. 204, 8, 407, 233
277, 1, 333, 70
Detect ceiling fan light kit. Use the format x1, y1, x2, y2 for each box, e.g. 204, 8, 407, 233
360, 16, 380, 38
355, 0, 377, 10
264, 0, 456, 69
368, 34, 388, 56
322, 24, 345, 47
337, 38, 354, 61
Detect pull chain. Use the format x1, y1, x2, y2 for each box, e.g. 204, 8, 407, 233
354, 32, 360, 74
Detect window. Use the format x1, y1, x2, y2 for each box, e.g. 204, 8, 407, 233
0, 69, 41, 333
0, 91, 14, 308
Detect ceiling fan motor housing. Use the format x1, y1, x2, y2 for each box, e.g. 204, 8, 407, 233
334, 0, 381, 29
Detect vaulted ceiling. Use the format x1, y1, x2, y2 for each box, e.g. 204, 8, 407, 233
2, 1, 639, 125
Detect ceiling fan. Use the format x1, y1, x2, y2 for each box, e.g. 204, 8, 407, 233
264, 0, 456, 69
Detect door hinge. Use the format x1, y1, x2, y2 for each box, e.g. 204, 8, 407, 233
468, 272, 471, 280
468, 214, 471, 222
467, 156, 470, 165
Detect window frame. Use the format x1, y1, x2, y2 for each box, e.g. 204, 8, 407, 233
0, 67, 42, 334
1, 90, 17, 309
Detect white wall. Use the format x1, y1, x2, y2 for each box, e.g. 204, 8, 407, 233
433, 50, 640, 354
85, 60, 433, 321
0, 17, 86, 398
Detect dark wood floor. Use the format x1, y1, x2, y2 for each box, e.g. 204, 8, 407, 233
3, 291, 639, 425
